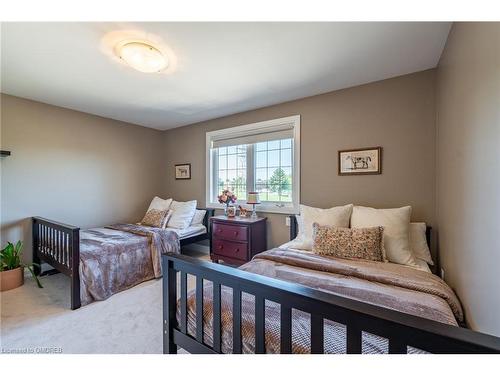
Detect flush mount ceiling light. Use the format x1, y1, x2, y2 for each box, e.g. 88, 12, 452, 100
115, 41, 169, 73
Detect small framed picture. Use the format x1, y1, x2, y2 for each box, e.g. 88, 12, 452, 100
338, 147, 382, 175
175, 163, 191, 180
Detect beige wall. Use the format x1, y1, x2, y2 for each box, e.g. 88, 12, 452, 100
164, 70, 437, 248
436, 23, 500, 336
1, 70, 439, 288
0, 94, 165, 262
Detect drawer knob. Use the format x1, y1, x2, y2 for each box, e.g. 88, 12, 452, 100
218, 245, 223, 250
234, 231, 238, 236
236, 248, 240, 252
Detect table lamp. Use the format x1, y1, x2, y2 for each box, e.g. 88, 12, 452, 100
247, 192, 260, 218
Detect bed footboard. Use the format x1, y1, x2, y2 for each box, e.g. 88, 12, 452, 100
32, 217, 81, 310
162, 253, 500, 354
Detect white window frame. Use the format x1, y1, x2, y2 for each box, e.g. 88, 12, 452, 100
206, 115, 300, 214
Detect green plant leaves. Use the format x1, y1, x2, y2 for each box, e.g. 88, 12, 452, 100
0, 241, 22, 270
1, 240, 43, 288
24, 264, 43, 289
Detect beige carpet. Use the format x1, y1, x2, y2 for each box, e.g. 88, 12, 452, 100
0, 248, 208, 354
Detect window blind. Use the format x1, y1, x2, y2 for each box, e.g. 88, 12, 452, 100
211, 123, 294, 148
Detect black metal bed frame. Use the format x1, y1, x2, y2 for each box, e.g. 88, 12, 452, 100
162, 216, 500, 354
32, 208, 215, 310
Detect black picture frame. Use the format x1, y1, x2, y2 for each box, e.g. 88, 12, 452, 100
175, 163, 191, 180
338, 147, 382, 175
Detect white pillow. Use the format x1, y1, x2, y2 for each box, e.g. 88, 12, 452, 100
167, 200, 197, 230
292, 204, 353, 250
191, 209, 206, 226
350, 206, 417, 267
409, 222, 434, 265
161, 209, 173, 229
147, 196, 173, 212
413, 258, 432, 273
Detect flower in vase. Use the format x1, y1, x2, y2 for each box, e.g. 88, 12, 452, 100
218, 189, 237, 205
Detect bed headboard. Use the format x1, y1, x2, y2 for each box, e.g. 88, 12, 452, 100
287, 215, 438, 275
200, 208, 215, 231
288, 215, 299, 240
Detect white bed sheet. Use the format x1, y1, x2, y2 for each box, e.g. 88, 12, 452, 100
168, 224, 207, 239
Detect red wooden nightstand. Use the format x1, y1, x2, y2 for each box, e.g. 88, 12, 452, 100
209, 215, 267, 266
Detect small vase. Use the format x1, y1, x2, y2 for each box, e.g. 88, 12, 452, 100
226, 204, 236, 217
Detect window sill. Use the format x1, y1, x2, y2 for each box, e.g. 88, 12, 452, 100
206, 202, 298, 215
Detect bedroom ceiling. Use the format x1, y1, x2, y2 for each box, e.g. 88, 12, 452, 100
1, 22, 451, 130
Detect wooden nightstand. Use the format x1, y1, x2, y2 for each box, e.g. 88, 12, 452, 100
209, 215, 267, 266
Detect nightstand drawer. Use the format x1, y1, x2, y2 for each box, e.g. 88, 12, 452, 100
212, 222, 248, 242
212, 239, 248, 261
210, 215, 267, 265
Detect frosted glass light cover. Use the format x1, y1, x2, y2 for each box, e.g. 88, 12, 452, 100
118, 42, 168, 73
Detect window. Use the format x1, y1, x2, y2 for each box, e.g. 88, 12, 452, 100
206, 115, 300, 214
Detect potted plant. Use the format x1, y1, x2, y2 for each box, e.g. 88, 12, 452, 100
218, 189, 237, 217
0, 241, 43, 291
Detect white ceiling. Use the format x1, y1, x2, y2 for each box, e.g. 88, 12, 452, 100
1, 22, 451, 130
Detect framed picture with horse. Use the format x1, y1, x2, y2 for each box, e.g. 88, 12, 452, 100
175, 163, 192, 180
338, 146, 382, 175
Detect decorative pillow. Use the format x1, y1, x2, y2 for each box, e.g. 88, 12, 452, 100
190, 209, 206, 226
167, 200, 197, 230
350, 205, 417, 266
312, 223, 386, 262
292, 204, 353, 250
409, 222, 434, 265
145, 197, 173, 228
141, 209, 169, 228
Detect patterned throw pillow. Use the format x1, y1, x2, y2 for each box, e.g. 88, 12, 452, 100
312, 223, 386, 262
141, 209, 168, 228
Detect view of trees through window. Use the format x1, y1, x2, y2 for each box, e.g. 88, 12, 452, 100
217, 145, 247, 200
255, 139, 292, 202
215, 138, 293, 203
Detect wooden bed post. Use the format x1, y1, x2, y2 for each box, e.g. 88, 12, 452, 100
32, 219, 41, 276
288, 215, 298, 240
32, 217, 82, 310
70, 228, 81, 310
179, 208, 215, 247
163, 255, 178, 354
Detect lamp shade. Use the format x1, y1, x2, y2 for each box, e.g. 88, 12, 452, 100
247, 192, 260, 204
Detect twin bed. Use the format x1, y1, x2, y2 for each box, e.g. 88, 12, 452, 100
32, 208, 214, 309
